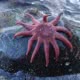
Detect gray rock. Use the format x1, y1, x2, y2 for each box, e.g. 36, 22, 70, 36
11, 71, 25, 80
0, 9, 16, 28
0, 76, 8, 80
0, 30, 28, 59
1, 68, 80, 80
11, 77, 23, 80
13, 71, 25, 79
0, 69, 11, 80
0, 69, 26, 80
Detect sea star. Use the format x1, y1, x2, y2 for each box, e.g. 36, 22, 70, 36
14, 13, 72, 67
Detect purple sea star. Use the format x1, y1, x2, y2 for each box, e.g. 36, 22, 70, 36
14, 13, 73, 67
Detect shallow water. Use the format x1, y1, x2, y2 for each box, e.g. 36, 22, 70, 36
0, 0, 80, 80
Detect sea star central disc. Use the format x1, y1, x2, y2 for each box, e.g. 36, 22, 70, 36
34, 24, 54, 39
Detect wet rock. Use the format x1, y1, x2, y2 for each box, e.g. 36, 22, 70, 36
0, 69, 11, 80
0, 30, 28, 59
11, 71, 26, 80
0, 9, 16, 28
0, 25, 22, 33
27, 8, 39, 15
0, 69, 26, 80
0, 76, 8, 80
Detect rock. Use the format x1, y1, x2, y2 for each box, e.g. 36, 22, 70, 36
11, 71, 25, 80
0, 76, 8, 80
0, 30, 28, 59
0, 9, 16, 28
1, 68, 80, 80
0, 25, 22, 33
0, 69, 11, 80
0, 69, 26, 80
27, 8, 39, 15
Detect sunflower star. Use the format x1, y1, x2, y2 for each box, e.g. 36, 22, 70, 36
14, 13, 72, 67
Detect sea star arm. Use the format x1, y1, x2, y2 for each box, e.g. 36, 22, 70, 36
43, 15, 48, 22
14, 31, 32, 38
50, 39, 59, 62
16, 21, 35, 30
30, 37, 42, 63
55, 33, 73, 49
44, 41, 49, 67
56, 27, 72, 38
26, 13, 40, 24
50, 12, 62, 26
26, 35, 37, 56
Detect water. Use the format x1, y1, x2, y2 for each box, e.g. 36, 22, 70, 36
0, 0, 80, 79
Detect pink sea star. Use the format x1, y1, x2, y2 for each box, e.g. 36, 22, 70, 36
14, 13, 73, 67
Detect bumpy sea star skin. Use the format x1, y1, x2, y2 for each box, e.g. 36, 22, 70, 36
14, 13, 73, 67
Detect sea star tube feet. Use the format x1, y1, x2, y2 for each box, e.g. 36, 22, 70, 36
14, 13, 72, 67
